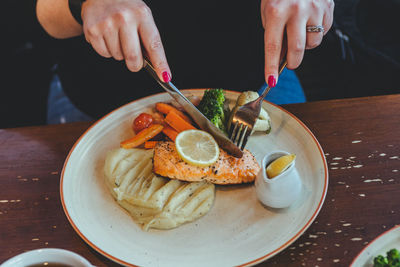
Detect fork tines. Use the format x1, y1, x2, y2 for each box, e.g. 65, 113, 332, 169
229, 121, 252, 150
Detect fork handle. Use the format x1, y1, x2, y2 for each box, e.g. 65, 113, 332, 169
259, 58, 288, 100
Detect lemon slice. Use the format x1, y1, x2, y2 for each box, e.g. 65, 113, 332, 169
175, 130, 220, 167
266, 154, 296, 178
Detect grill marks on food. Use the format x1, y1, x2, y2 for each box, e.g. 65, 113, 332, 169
104, 148, 215, 230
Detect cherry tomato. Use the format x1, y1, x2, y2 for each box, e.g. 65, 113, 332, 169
133, 113, 153, 133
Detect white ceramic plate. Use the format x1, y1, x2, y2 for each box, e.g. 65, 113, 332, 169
61, 89, 328, 267
351, 225, 400, 267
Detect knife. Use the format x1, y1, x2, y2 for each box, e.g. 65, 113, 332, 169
143, 59, 243, 158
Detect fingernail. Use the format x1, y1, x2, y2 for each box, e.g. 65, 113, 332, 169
268, 75, 276, 87
162, 71, 171, 83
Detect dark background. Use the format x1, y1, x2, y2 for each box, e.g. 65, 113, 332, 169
297, 0, 400, 101
0, 0, 399, 129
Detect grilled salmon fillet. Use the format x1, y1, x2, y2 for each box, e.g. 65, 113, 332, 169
153, 141, 260, 184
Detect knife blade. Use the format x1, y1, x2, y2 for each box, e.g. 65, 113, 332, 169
143, 59, 243, 158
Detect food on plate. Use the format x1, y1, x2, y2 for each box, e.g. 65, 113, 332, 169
198, 89, 229, 134
155, 102, 192, 123
164, 110, 196, 132
266, 154, 296, 178
120, 89, 272, 151
373, 248, 400, 267
228, 91, 272, 134
153, 141, 260, 184
162, 125, 179, 141
103, 89, 269, 231
144, 140, 157, 149
119, 99, 200, 150
120, 124, 164, 149
175, 130, 220, 167
132, 113, 153, 133
104, 147, 215, 230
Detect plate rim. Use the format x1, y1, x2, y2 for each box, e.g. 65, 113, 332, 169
350, 224, 400, 266
60, 89, 329, 267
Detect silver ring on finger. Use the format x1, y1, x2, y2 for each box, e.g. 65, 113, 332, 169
306, 25, 324, 33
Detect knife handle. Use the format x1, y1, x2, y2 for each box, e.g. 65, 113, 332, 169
143, 59, 192, 104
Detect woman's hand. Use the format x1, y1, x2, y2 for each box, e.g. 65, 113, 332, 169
81, 0, 171, 81
261, 0, 334, 86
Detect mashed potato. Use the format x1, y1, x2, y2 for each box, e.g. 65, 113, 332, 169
104, 148, 215, 230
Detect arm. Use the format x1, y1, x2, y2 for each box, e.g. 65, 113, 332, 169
36, 0, 171, 81
36, 0, 83, 38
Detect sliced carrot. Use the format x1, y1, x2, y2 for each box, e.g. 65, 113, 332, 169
155, 102, 192, 123
165, 111, 196, 133
152, 111, 166, 126
144, 141, 158, 149
120, 124, 164, 149
162, 125, 179, 141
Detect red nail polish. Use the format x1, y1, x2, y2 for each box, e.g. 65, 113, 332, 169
268, 75, 276, 87
162, 71, 171, 83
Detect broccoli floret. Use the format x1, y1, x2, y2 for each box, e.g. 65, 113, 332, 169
387, 249, 400, 266
198, 89, 227, 133
374, 255, 389, 267
206, 88, 225, 104
374, 249, 400, 267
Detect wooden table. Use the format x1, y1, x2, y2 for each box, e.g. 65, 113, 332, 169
1, 94, 399, 266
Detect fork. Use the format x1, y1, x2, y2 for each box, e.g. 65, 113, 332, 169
229, 59, 287, 150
